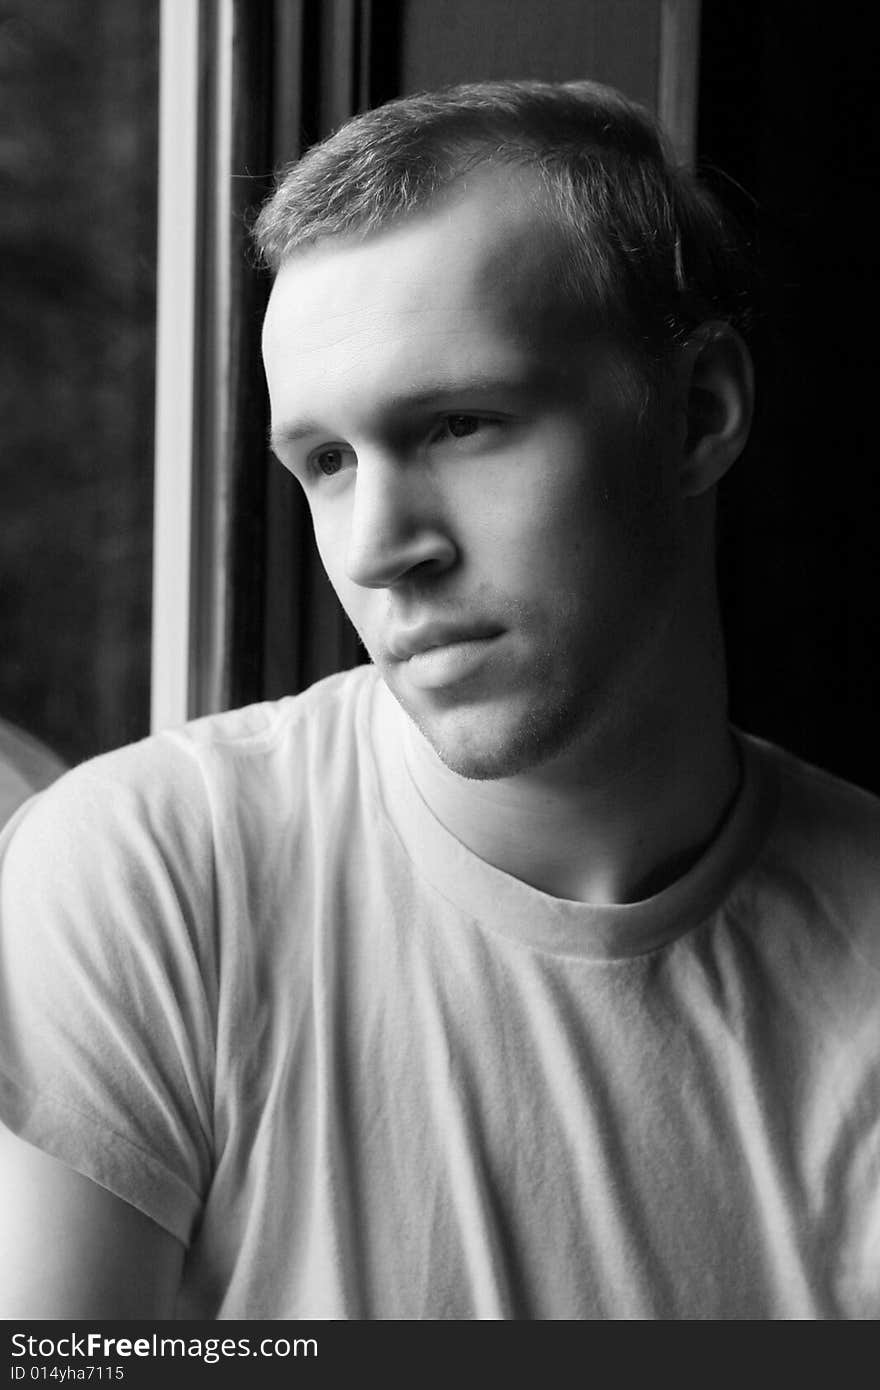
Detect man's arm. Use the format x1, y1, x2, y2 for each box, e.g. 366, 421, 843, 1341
0, 1122, 185, 1318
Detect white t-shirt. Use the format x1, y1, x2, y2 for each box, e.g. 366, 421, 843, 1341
1, 666, 878, 1319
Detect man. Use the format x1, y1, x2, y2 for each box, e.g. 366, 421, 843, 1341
1, 80, 878, 1320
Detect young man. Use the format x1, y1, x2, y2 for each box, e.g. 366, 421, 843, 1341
1, 80, 878, 1320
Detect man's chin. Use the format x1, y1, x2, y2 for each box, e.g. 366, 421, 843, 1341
430, 742, 541, 782
389, 678, 581, 783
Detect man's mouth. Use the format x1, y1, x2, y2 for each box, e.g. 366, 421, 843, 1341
386, 623, 505, 689
387, 621, 504, 661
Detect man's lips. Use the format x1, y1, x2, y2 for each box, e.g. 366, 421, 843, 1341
382, 623, 506, 692
386, 622, 505, 662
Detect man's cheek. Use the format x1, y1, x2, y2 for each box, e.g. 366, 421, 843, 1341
333, 586, 374, 650
313, 527, 349, 598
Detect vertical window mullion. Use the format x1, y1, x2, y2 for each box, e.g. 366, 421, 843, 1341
151, 0, 201, 733
152, 0, 272, 731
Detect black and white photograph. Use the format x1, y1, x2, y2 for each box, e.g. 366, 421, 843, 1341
1, 0, 878, 1341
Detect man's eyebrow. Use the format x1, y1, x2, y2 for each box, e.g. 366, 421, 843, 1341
268, 371, 550, 452
268, 420, 323, 449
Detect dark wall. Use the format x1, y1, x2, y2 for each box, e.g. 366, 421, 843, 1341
699, 6, 880, 792
396, 0, 660, 109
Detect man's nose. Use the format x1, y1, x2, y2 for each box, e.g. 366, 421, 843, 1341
344, 455, 457, 589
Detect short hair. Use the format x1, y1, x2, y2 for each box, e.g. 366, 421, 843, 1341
253, 79, 751, 385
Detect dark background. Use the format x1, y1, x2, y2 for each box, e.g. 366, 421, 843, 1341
0, 0, 157, 766
1, 1, 877, 792
699, 3, 879, 794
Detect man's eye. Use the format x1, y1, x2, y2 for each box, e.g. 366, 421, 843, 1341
446, 415, 481, 438
309, 445, 353, 477
434, 415, 495, 443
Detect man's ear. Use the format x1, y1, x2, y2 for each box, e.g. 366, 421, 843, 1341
678, 322, 754, 497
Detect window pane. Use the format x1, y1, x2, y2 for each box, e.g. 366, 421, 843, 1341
0, 0, 158, 789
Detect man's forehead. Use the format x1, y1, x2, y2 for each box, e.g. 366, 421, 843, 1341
263, 170, 584, 350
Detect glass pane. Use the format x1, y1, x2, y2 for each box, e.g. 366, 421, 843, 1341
0, 0, 158, 813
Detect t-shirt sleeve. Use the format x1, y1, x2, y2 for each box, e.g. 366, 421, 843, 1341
0, 739, 218, 1246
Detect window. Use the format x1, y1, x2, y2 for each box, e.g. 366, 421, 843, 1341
0, 0, 158, 803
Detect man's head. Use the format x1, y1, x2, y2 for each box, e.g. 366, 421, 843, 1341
255, 79, 752, 404
257, 80, 753, 782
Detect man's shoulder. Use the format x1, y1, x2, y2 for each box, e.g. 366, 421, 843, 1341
1, 665, 378, 864
176, 664, 372, 751
173, 664, 377, 798
747, 732, 879, 847
742, 731, 880, 951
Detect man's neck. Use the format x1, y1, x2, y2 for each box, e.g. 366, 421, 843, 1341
399, 681, 741, 908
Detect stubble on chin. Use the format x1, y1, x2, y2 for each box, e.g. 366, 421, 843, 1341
377, 647, 587, 783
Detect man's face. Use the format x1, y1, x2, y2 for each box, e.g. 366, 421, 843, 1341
262, 177, 686, 780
